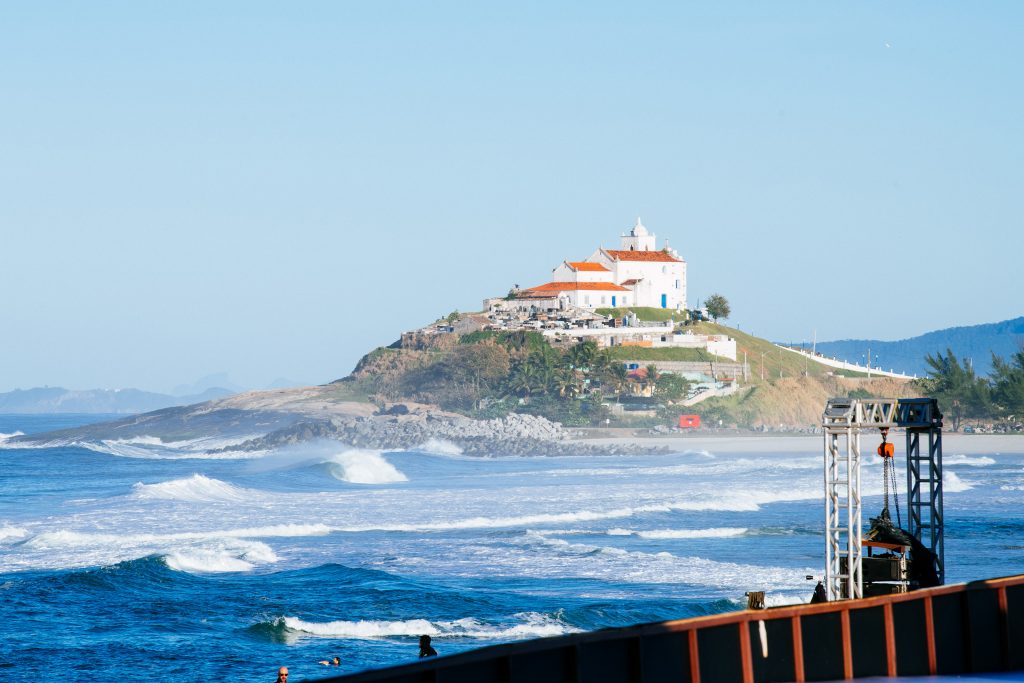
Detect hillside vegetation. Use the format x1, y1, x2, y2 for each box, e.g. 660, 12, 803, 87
688, 322, 867, 382
697, 375, 913, 429
595, 307, 683, 322
332, 320, 914, 429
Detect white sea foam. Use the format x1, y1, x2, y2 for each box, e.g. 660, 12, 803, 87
416, 438, 464, 457
24, 523, 330, 549
999, 484, 1024, 491
82, 437, 266, 460
14, 524, 300, 573
281, 612, 574, 640
0, 431, 25, 445
945, 455, 996, 466
131, 474, 254, 503
326, 449, 408, 484
607, 527, 748, 540
163, 539, 280, 573
503, 531, 814, 591
0, 525, 29, 543
943, 470, 973, 492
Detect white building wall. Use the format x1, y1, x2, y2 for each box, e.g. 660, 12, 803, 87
567, 289, 624, 309
551, 262, 613, 284
590, 256, 686, 310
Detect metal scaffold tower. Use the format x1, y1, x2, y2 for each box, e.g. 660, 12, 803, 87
822, 397, 944, 601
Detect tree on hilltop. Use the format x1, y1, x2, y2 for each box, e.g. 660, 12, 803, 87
919, 348, 990, 430
991, 347, 1024, 417
705, 294, 730, 322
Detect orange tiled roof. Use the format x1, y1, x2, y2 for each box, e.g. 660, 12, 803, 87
524, 281, 630, 293
604, 249, 681, 263
566, 261, 609, 272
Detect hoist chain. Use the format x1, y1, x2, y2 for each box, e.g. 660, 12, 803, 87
889, 455, 902, 528
879, 428, 902, 528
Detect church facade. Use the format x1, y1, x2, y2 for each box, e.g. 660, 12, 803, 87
520, 219, 687, 311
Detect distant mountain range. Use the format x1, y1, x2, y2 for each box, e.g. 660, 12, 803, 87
0, 386, 236, 414
814, 317, 1024, 377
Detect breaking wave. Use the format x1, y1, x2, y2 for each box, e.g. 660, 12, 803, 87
163, 542, 279, 573
945, 455, 996, 466
325, 449, 407, 484
278, 612, 575, 640
0, 525, 29, 543
943, 470, 973, 492
131, 474, 254, 502
11, 524, 331, 573
0, 431, 25, 445
518, 531, 814, 591
416, 438, 464, 457
606, 527, 748, 539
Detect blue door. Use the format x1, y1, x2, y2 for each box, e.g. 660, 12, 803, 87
611, 296, 616, 307
661, 294, 667, 308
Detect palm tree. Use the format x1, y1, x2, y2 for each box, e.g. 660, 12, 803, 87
554, 369, 583, 399
566, 341, 597, 370
508, 362, 537, 397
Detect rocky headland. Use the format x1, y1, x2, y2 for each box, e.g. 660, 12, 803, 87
7, 385, 666, 457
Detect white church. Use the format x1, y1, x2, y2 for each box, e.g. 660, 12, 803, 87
518, 218, 687, 311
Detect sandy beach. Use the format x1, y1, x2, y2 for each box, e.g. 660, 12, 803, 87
575, 432, 1024, 456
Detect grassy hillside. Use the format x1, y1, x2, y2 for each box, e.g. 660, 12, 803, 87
595, 307, 683, 322
687, 322, 868, 383
604, 346, 723, 362
697, 375, 914, 429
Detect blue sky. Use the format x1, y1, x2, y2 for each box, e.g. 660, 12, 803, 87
1, 2, 1021, 392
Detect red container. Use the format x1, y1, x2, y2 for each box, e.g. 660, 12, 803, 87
679, 414, 700, 429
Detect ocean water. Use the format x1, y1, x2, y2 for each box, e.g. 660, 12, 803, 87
1, 414, 1022, 682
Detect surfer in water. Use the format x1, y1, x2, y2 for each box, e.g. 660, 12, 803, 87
319, 656, 341, 666
419, 635, 437, 658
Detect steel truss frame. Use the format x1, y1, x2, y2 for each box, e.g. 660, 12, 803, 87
822, 397, 943, 601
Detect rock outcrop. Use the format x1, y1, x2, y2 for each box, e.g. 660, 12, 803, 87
214, 408, 664, 456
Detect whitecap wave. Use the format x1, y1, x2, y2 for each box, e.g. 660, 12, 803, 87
943, 470, 973, 492
84, 436, 266, 460
999, 484, 1024, 491
945, 455, 996, 466
0, 431, 25, 445
281, 611, 574, 640
0, 525, 29, 543
131, 474, 254, 503
606, 527, 748, 539
513, 531, 814, 592
164, 541, 279, 573
12, 523, 329, 573
326, 449, 407, 484
332, 490, 803, 534
416, 438, 464, 457
24, 523, 330, 549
